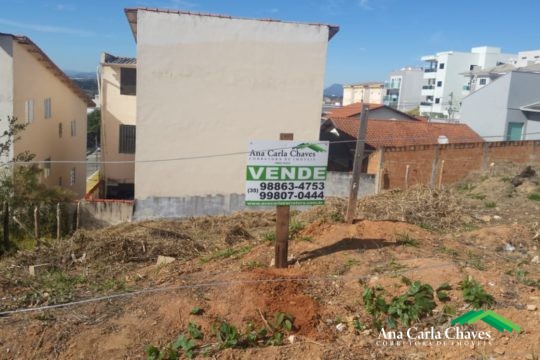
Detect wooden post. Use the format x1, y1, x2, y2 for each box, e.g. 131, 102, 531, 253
275, 133, 293, 268
405, 165, 410, 190
56, 203, 61, 240
2, 202, 9, 250
345, 104, 369, 223
34, 206, 40, 239
438, 160, 445, 189
75, 201, 80, 230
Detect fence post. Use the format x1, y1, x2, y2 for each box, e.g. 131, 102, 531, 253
75, 201, 80, 231
405, 165, 410, 190
34, 206, 40, 239
438, 160, 445, 189
374, 148, 385, 194
275, 133, 293, 268
56, 203, 61, 240
2, 202, 8, 251
430, 145, 441, 187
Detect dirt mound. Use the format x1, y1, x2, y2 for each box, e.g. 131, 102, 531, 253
206, 268, 328, 340
356, 186, 473, 231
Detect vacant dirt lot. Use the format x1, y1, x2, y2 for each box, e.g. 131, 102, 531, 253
0, 165, 539, 359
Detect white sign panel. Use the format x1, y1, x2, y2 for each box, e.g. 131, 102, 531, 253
245, 140, 329, 206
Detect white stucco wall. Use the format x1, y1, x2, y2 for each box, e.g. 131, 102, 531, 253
134, 10, 332, 198
460, 73, 511, 141
100, 63, 136, 185
0, 35, 14, 162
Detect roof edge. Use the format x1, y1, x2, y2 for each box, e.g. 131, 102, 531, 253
124, 7, 339, 41
1, 33, 95, 107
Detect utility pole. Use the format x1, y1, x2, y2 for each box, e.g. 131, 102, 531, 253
345, 103, 369, 224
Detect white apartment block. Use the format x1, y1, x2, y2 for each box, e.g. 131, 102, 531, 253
383, 67, 424, 112
419, 46, 516, 119
342, 82, 384, 106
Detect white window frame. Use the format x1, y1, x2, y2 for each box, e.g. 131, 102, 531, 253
44, 157, 51, 178
25, 100, 34, 123
44, 98, 52, 119
70, 168, 76, 186
70, 119, 76, 137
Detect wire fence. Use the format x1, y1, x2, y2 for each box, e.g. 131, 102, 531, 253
1, 131, 539, 166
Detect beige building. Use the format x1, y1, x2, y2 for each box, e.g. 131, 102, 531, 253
99, 53, 136, 198
0, 33, 93, 198
123, 7, 338, 218
342, 82, 384, 106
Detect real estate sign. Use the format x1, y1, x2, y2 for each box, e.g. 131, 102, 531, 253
245, 141, 329, 206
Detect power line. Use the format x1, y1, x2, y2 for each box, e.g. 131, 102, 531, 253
2, 132, 539, 166
0, 261, 456, 317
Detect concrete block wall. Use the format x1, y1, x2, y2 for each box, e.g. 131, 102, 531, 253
374, 140, 540, 190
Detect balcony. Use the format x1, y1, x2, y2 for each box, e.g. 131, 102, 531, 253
424, 68, 437, 73
421, 85, 434, 96
420, 101, 433, 107
384, 81, 401, 90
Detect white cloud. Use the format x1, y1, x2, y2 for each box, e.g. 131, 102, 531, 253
359, 0, 372, 10
0, 18, 95, 37
54, 3, 76, 11
169, 0, 197, 8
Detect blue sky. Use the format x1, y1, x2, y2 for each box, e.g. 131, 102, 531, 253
2, 0, 540, 86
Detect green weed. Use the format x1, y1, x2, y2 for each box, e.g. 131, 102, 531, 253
484, 201, 497, 208
396, 233, 419, 247
459, 277, 494, 309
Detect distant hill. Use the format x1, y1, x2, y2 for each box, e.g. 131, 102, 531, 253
324, 83, 343, 98
67, 71, 97, 98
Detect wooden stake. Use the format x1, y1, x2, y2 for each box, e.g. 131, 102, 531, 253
34, 206, 40, 239
75, 201, 80, 231
56, 203, 61, 240
275, 133, 293, 268
438, 160, 445, 189
405, 165, 410, 190
345, 104, 369, 224
2, 202, 9, 251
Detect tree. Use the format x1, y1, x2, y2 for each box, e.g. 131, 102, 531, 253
87, 109, 101, 151
0, 116, 74, 254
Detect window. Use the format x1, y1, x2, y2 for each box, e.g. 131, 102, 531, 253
44, 157, 51, 178
70, 120, 76, 136
58, 123, 63, 138
70, 168, 76, 186
25, 100, 34, 123
120, 68, 136, 95
506, 122, 524, 141
437, 81, 443, 87
44, 98, 52, 119
469, 65, 477, 71
439, 63, 445, 69
435, 98, 441, 104
119, 124, 136, 154
479, 78, 487, 85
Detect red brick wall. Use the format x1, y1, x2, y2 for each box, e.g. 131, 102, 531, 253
372, 140, 540, 190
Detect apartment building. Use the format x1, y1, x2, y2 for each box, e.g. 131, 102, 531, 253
123, 7, 338, 218
383, 67, 423, 112
419, 46, 516, 119
342, 82, 384, 106
99, 53, 136, 199
461, 71, 540, 141
0, 33, 93, 198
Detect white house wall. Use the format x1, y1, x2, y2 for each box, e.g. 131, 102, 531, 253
134, 11, 331, 200
0, 35, 13, 162
460, 72, 511, 141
